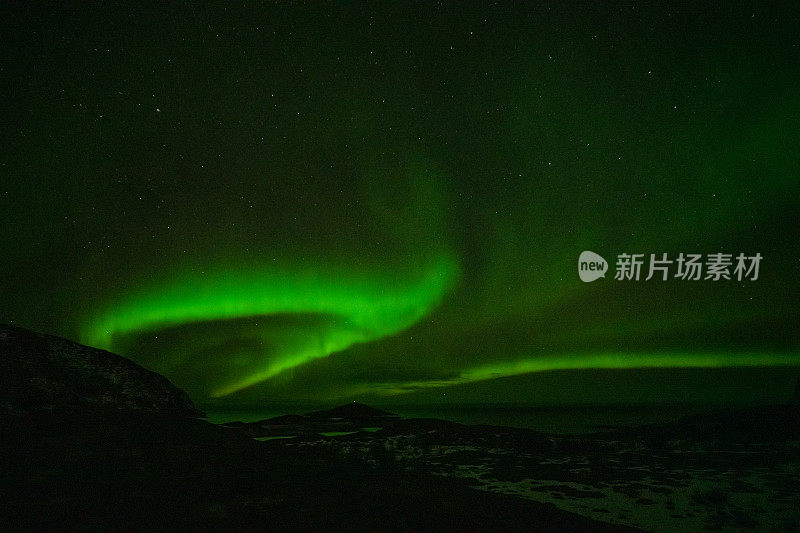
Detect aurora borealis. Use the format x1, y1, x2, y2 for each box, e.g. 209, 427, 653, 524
2, 3, 799, 409
82, 252, 460, 397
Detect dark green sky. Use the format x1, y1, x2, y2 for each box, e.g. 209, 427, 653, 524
2, 3, 798, 409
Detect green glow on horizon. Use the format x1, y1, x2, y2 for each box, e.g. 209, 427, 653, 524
355, 351, 800, 396
81, 254, 460, 396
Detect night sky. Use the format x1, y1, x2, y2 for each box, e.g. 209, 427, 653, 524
2, 3, 799, 409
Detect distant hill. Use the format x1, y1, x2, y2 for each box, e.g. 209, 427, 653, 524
307, 402, 399, 420
598, 404, 800, 442
0, 323, 203, 417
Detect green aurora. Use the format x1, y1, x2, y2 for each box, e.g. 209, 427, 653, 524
2, 3, 799, 409
82, 253, 460, 397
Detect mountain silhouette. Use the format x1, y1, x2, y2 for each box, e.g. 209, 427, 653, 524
0, 323, 202, 417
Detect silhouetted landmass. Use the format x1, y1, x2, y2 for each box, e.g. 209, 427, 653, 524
2, 324, 798, 530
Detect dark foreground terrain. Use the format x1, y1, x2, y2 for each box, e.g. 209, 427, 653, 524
1, 324, 798, 531
234, 403, 799, 531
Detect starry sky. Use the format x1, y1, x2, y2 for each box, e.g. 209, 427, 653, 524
2, 3, 799, 409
